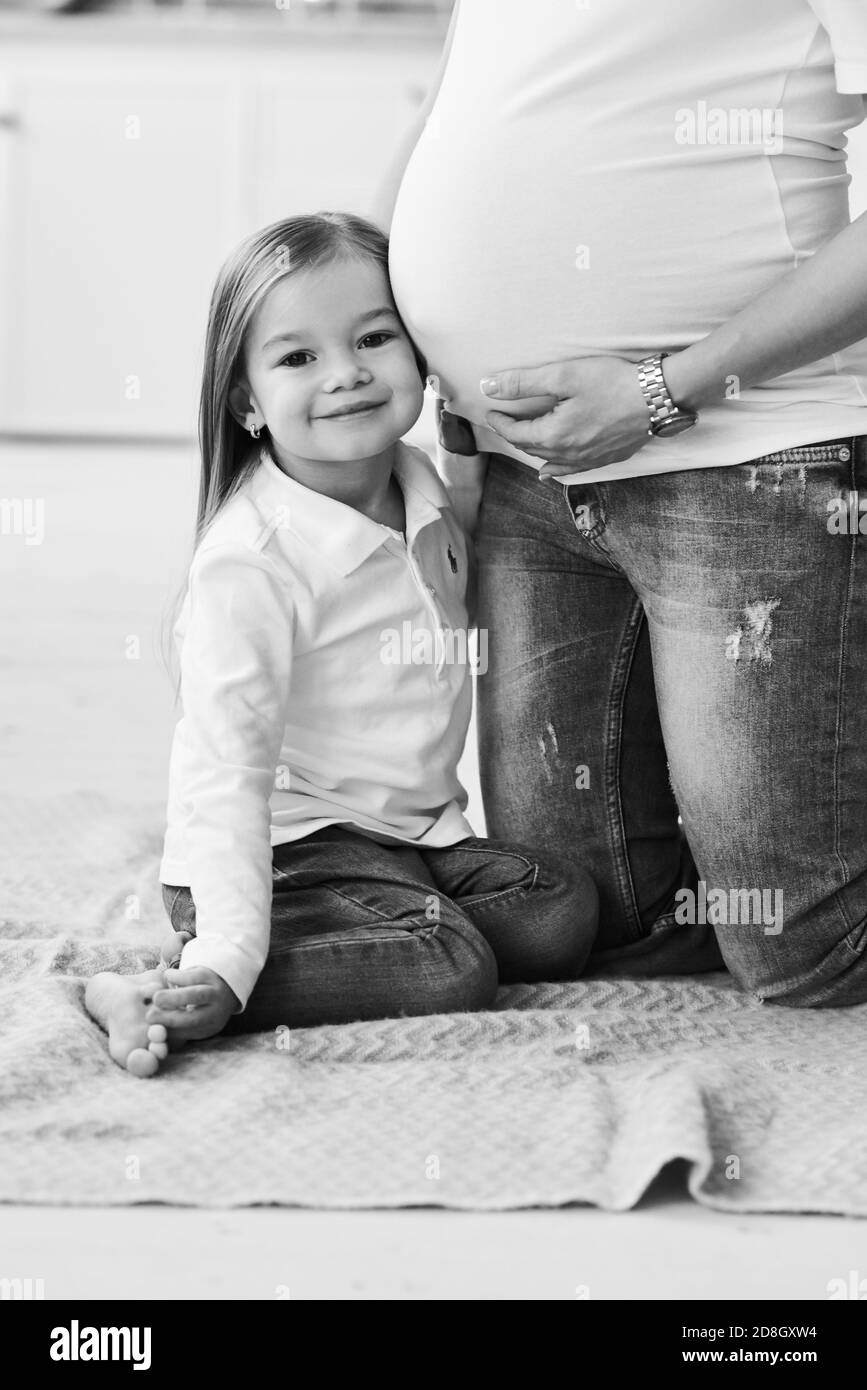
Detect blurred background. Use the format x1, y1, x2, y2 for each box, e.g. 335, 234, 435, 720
0, 0, 452, 441
0, 1, 865, 830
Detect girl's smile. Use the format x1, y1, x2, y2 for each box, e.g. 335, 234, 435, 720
315, 398, 389, 421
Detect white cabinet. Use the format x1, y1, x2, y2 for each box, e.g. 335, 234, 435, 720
1, 75, 241, 436
0, 30, 439, 438
250, 63, 431, 226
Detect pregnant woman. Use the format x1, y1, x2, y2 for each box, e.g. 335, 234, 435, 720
384, 0, 867, 1006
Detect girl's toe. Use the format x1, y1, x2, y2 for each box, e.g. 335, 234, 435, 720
127, 1047, 160, 1078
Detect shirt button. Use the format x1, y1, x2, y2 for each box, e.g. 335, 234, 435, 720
427, 583, 437, 595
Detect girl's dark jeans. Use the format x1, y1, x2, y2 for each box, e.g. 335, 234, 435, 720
161, 824, 598, 1031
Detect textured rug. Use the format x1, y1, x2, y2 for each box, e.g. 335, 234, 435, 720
2, 792, 866, 1213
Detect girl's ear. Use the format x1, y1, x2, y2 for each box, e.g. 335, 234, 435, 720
228, 381, 254, 428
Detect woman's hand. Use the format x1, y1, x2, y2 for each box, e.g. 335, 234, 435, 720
145, 965, 240, 1040
482, 355, 654, 478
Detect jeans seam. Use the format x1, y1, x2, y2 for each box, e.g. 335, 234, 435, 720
841, 907, 867, 957
438, 839, 535, 867
433, 840, 538, 875
604, 598, 645, 941
459, 880, 538, 913
425, 840, 539, 908
325, 882, 442, 929
830, 450, 858, 927
648, 908, 678, 931
282, 931, 431, 953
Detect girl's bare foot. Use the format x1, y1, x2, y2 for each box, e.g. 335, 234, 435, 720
84, 969, 176, 1078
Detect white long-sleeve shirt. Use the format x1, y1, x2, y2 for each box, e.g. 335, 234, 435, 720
159, 442, 477, 1009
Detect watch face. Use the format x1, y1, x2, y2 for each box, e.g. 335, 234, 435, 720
654, 413, 697, 437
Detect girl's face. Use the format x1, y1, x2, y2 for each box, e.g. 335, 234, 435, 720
236, 256, 424, 469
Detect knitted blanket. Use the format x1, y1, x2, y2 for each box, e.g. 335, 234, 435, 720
2, 793, 865, 1213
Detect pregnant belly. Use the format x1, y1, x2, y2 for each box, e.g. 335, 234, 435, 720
389, 154, 595, 426
387, 126, 828, 440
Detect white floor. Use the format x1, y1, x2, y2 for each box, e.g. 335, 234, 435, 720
3, 1166, 866, 1300
2, 437, 864, 1300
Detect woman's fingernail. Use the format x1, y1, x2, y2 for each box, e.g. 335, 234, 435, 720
480, 378, 498, 396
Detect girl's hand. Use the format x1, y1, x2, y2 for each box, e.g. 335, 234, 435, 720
482, 356, 654, 477
145, 966, 240, 1040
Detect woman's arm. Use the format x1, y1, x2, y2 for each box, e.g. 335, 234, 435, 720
372, 0, 462, 231
664, 206, 867, 409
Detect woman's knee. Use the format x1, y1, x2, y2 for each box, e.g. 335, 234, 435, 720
720, 918, 867, 1009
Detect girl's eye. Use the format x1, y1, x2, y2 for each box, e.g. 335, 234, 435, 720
359, 331, 395, 349
279, 351, 314, 368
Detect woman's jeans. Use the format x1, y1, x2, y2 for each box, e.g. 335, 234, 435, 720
476, 437, 867, 1007
161, 825, 598, 1031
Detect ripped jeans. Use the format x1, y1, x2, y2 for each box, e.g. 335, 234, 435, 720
475, 436, 867, 1006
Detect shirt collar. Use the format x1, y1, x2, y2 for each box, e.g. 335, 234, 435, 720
253, 441, 448, 577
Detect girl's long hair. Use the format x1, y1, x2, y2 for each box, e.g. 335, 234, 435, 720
160, 211, 422, 701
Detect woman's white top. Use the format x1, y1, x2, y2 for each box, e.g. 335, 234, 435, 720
389, 0, 867, 513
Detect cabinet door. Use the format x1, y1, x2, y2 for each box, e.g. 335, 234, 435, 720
0, 77, 240, 437
249, 55, 430, 231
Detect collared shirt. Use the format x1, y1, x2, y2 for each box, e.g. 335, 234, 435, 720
159, 442, 477, 1009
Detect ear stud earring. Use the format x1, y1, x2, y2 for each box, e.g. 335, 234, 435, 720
248, 423, 261, 439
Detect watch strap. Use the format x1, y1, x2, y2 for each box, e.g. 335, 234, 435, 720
637, 352, 696, 434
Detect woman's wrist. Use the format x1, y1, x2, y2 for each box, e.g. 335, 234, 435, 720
660, 340, 734, 412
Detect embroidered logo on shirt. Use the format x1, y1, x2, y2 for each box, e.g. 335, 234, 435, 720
447, 545, 458, 574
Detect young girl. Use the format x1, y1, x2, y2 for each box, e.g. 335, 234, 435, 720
85, 212, 599, 1077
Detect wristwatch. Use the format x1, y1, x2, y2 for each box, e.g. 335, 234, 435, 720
637, 352, 698, 437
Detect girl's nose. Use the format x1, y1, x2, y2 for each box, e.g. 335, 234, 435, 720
322, 355, 373, 391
